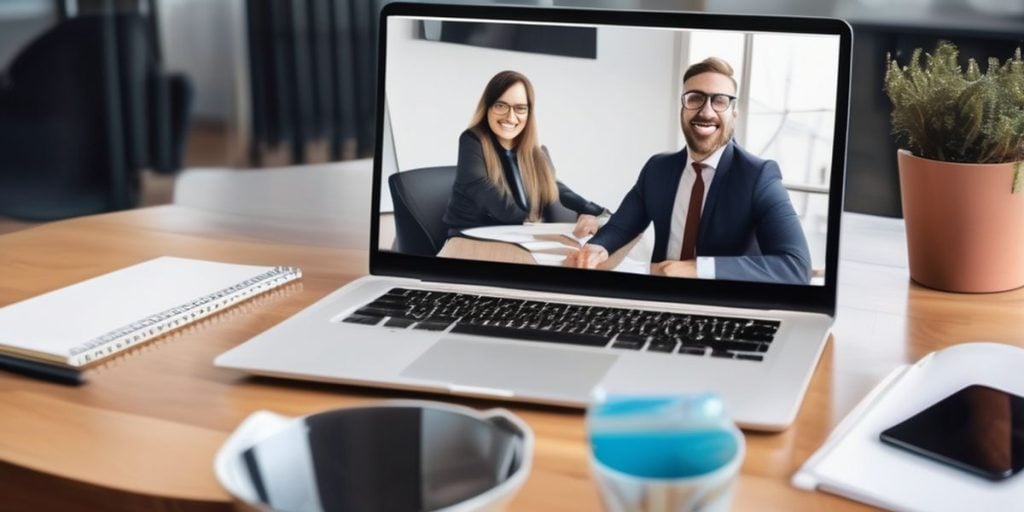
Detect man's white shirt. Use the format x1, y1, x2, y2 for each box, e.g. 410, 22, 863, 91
666, 144, 728, 278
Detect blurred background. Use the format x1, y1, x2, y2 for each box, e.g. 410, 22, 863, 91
0, 0, 1020, 235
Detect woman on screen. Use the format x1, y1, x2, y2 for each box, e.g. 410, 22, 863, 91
442, 70, 607, 238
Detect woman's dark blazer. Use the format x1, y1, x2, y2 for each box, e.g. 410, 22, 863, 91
442, 130, 605, 235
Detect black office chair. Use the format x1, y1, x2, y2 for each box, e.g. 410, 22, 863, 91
547, 199, 581, 223
389, 166, 456, 257
0, 14, 192, 221
388, 165, 587, 257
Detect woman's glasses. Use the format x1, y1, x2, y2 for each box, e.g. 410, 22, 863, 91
681, 91, 737, 112
492, 101, 530, 115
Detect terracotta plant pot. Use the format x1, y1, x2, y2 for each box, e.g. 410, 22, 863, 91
897, 150, 1024, 292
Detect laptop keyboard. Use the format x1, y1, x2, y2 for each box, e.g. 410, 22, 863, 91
341, 288, 779, 362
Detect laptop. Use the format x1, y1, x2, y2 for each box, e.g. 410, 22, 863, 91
216, 2, 852, 432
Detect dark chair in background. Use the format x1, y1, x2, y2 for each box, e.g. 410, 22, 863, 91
389, 166, 456, 257
0, 13, 192, 221
388, 165, 584, 257
245, 0, 381, 166
548, 200, 582, 223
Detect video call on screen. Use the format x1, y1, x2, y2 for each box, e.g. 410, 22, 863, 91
381, 15, 841, 287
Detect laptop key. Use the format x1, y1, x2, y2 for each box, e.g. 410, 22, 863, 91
647, 340, 678, 353
384, 317, 415, 328
450, 322, 610, 347
736, 354, 764, 362
678, 346, 706, 356
611, 335, 645, 350
705, 340, 763, 353
735, 329, 774, 343
356, 305, 406, 318
616, 333, 647, 343
678, 336, 711, 349
711, 350, 735, 359
414, 320, 452, 331
425, 315, 458, 325
343, 314, 383, 326
370, 295, 407, 306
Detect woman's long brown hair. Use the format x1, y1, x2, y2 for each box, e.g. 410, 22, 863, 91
468, 70, 558, 221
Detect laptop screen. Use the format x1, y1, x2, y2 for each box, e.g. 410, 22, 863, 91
373, 4, 850, 313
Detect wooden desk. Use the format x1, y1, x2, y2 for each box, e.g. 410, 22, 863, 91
1, 207, 1023, 511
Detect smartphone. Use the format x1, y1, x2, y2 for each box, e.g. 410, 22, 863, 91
879, 384, 1024, 481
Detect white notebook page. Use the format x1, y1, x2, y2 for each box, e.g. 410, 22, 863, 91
0, 257, 298, 364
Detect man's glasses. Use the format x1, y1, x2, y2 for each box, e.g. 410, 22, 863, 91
492, 101, 529, 116
681, 91, 737, 112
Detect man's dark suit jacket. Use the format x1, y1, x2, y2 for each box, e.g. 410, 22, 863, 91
589, 140, 812, 284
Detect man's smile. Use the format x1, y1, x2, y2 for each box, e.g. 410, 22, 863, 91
690, 118, 719, 137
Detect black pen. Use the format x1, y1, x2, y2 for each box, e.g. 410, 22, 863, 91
0, 354, 85, 386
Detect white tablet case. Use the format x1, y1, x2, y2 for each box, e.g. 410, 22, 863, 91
793, 342, 1024, 511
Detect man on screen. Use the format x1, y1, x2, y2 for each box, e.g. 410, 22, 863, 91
564, 57, 811, 284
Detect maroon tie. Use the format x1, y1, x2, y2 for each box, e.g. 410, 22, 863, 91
680, 162, 704, 260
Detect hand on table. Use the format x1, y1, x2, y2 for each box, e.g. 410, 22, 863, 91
572, 214, 600, 238
651, 259, 698, 277
563, 244, 609, 269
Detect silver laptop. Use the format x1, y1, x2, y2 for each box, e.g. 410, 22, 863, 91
217, 3, 852, 431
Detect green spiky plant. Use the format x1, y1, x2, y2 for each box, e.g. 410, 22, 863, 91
884, 41, 1024, 192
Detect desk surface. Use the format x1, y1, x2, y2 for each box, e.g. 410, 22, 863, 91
2, 206, 1023, 511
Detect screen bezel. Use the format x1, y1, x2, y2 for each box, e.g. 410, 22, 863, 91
371, 2, 852, 316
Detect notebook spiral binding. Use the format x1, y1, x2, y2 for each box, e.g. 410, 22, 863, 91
70, 266, 302, 365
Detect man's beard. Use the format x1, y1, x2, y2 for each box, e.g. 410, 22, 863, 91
683, 118, 733, 157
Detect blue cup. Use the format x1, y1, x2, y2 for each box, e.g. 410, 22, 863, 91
587, 394, 745, 512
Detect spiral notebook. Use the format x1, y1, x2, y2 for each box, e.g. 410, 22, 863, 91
0, 256, 301, 368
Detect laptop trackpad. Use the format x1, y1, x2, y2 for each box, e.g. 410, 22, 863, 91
401, 337, 618, 401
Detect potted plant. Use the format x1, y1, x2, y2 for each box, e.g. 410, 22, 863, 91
885, 41, 1024, 292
